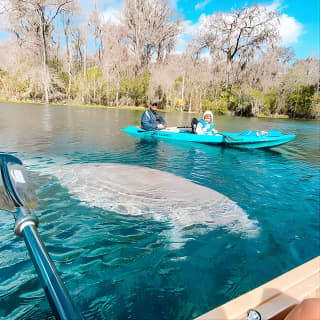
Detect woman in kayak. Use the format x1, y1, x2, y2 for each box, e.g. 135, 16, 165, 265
196, 110, 218, 135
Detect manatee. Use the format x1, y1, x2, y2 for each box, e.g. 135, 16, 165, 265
51, 163, 259, 246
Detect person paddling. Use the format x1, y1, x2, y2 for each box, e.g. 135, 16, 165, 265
141, 102, 167, 131
196, 110, 218, 135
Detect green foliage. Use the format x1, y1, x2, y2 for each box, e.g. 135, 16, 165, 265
263, 91, 277, 114
59, 72, 69, 89
201, 99, 214, 111
286, 85, 316, 118
213, 98, 229, 114
154, 85, 167, 108
155, 85, 162, 100
225, 88, 240, 110
247, 88, 277, 116
201, 97, 228, 115
29, 86, 43, 100
161, 92, 167, 107
97, 80, 111, 106
48, 59, 63, 71
174, 76, 182, 91
87, 68, 102, 80
69, 74, 81, 100
211, 88, 241, 115
175, 99, 182, 106
222, 88, 252, 116
0, 69, 8, 77
312, 94, 320, 118
120, 71, 150, 106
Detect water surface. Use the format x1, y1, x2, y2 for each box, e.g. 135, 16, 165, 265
0, 102, 319, 319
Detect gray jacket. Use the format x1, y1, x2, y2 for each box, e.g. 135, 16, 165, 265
141, 109, 166, 130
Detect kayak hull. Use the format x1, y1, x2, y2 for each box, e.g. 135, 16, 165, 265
122, 126, 296, 149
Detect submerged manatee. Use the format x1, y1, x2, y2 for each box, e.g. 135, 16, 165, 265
52, 163, 259, 245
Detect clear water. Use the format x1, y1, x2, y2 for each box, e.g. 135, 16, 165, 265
0, 102, 319, 320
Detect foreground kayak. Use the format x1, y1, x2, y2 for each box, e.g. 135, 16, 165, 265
122, 126, 296, 149
196, 256, 320, 320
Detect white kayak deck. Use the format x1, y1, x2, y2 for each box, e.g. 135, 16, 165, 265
195, 256, 320, 320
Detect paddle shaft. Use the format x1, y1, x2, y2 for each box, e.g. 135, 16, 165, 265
22, 221, 83, 320
174, 127, 237, 141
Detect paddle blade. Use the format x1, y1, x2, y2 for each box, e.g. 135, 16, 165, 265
0, 155, 37, 211
225, 135, 237, 141
0, 171, 16, 212
8, 162, 37, 209
216, 133, 237, 141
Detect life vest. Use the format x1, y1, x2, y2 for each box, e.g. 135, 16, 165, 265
198, 118, 214, 133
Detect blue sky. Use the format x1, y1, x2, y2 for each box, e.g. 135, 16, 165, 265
0, 0, 318, 60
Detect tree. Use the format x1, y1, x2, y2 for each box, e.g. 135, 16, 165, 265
122, 0, 182, 71
4, 0, 77, 103
62, 7, 80, 100
193, 4, 280, 87
99, 21, 134, 106
88, 5, 104, 67
279, 57, 320, 118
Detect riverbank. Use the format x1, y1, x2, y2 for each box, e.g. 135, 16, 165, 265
1, 98, 317, 119
257, 113, 289, 119
0, 98, 198, 114
0, 98, 146, 111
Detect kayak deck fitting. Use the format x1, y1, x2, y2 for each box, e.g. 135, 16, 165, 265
122, 126, 296, 149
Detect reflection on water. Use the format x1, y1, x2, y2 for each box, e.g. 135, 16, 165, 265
0, 102, 319, 320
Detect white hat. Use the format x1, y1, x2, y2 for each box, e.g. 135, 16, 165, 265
203, 110, 213, 119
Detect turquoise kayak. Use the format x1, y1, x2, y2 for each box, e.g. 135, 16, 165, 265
122, 126, 296, 149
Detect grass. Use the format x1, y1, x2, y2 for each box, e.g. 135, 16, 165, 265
0, 98, 146, 111
0, 98, 191, 113
257, 113, 289, 119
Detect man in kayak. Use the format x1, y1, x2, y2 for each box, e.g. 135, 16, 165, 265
196, 110, 218, 135
141, 102, 167, 131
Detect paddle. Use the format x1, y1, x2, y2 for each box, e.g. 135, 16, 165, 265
0, 154, 83, 320
168, 126, 238, 141
215, 133, 237, 142
137, 127, 182, 133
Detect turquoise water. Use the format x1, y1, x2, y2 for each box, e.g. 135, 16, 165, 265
0, 102, 319, 319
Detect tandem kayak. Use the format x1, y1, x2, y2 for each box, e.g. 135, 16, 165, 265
122, 126, 296, 149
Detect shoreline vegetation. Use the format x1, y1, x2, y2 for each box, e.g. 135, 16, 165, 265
0, 1, 319, 120
1, 98, 299, 119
